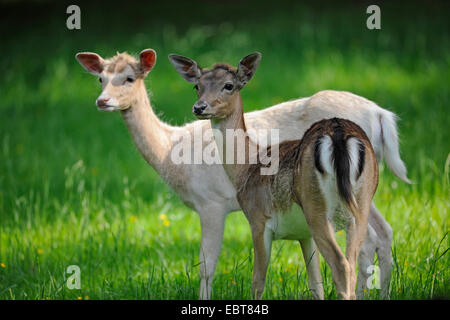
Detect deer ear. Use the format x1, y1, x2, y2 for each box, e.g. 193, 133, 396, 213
76, 52, 104, 75
139, 49, 157, 77
168, 54, 202, 83
237, 52, 261, 88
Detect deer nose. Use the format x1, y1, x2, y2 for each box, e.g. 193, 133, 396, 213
193, 101, 208, 115
96, 98, 110, 107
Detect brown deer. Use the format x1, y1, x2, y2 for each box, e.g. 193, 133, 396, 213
171, 52, 379, 299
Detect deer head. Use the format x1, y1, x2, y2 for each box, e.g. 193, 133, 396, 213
76, 49, 156, 111
169, 53, 261, 119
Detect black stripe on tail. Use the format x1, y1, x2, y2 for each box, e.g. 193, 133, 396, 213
313, 123, 366, 216
331, 125, 354, 210
314, 138, 325, 175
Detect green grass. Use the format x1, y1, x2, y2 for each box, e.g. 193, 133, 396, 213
0, 0, 448, 300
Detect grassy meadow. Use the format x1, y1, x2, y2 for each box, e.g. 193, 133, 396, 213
0, 0, 448, 300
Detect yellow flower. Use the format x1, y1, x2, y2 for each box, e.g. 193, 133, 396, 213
163, 219, 170, 227
77, 296, 82, 300
337, 230, 344, 236
84, 296, 89, 300
129, 215, 137, 223
363, 289, 368, 293
0, 263, 5, 268
37, 248, 44, 255
159, 214, 167, 221
46, 297, 51, 300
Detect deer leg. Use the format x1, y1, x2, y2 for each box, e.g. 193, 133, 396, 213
345, 202, 370, 300
305, 211, 352, 300
299, 237, 324, 300
198, 208, 226, 300
250, 222, 272, 300
356, 223, 377, 299
369, 202, 393, 299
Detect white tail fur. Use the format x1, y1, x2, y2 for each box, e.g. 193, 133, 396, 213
318, 135, 362, 217
379, 111, 411, 184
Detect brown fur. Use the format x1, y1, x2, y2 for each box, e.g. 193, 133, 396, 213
173, 54, 379, 299
295, 119, 378, 299
197, 73, 378, 299
237, 139, 301, 213
237, 117, 378, 300
205, 63, 237, 74
238, 118, 378, 213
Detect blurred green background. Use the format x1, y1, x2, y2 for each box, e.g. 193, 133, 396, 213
0, 0, 448, 299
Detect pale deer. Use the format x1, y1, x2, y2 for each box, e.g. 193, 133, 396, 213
171, 52, 379, 299
76, 49, 406, 299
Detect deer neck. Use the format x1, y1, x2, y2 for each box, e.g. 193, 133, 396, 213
120, 81, 172, 176
211, 93, 253, 186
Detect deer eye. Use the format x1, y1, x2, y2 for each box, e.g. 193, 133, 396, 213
126, 77, 135, 83
223, 83, 234, 91
194, 84, 199, 91
99, 77, 103, 83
